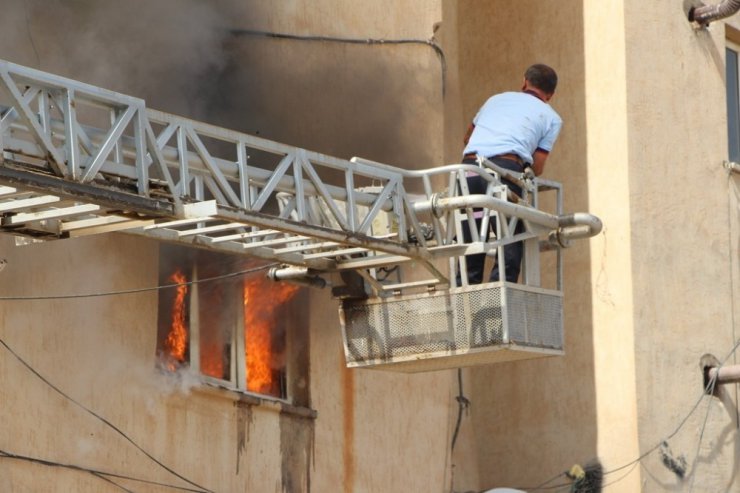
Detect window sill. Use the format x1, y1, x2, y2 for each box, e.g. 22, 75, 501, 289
194, 381, 317, 419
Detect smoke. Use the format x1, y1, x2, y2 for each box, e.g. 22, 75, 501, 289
217, 34, 441, 168
0, 0, 232, 120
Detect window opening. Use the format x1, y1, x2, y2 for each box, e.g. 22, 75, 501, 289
156, 246, 300, 399
726, 43, 740, 162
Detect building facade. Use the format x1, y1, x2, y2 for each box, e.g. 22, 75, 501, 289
0, 1, 737, 492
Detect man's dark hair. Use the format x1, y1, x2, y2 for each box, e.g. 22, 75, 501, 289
525, 64, 558, 94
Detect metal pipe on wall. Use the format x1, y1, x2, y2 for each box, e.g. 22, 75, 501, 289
707, 365, 740, 385
687, 0, 740, 25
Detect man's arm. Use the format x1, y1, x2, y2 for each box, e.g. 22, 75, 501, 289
531, 149, 549, 176
463, 123, 475, 145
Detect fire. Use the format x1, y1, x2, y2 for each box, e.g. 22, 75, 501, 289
200, 340, 224, 378
164, 269, 188, 368
244, 277, 299, 395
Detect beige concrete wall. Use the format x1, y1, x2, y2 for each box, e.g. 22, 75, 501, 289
221, 2, 458, 492
0, 234, 300, 492
2, 0, 738, 492
623, 2, 740, 491
583, 2, 642, 491
440, 1, 608, 490
441, 1, 739, 492
0, 1, 457, 492
309, 285, 453, 493
217, 0, 444, 171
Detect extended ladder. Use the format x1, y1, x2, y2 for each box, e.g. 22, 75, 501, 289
0, 59, 602, 370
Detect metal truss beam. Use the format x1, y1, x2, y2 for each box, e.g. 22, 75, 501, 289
0, 59, 601, 294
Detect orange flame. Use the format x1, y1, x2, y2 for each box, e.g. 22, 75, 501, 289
244, 277, 299, 395
200, 340, 224, 378
164, 270, 188, 368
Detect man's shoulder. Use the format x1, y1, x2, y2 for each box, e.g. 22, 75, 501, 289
489, 91, 524, 102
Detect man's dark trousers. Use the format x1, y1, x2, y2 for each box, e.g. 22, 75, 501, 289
457, 156, 525, 285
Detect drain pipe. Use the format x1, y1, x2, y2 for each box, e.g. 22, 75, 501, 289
412, 193, 602, 246
687, 0, 740, 25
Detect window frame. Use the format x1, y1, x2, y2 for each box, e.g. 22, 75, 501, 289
188, 263, 247, 392
157, 247, 292, 403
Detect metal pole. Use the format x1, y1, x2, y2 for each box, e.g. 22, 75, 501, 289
707, 365, 740, 385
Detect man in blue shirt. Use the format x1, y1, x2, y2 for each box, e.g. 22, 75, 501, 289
458, 64, 562, 285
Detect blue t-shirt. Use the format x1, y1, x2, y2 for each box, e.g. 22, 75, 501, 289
462, 91, 562, 165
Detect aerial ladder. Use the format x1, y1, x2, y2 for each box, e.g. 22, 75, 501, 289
0, 59, 601, 372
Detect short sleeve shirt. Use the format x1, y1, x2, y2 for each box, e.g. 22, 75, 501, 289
462, 91, 562, 165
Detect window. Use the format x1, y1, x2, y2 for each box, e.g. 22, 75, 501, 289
156, 245, 302, 400
726, 43, 740, 161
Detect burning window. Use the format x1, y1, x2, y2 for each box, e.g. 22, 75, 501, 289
156, 246, 301, 399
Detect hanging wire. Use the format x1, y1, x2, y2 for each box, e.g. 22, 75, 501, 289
0, 262, 288, 491
0, 263, 279, 301
0, 337, 214, 493
450, 368, 470, 452
606, 339, 739, 479
598, 461, 639, 491
230, 29, 447, 96
687, 358, 721, 492
726, 172, 740, 427
517, 337, 740, 492
0, 448, 209, 492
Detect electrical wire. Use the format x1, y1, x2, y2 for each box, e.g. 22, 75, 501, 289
687, 393, 715, 492
726, 172, 740, 427
450, 368, 470, 452
0, 262, 285, 490
602, 338, 740, 480
525, 471, 568, 491
0, 262, 278, 301
516, 338, 740, 492
599, 461, 639, 491
230, 28, 447, 95
0, 337, 214, 493
0, 448, 209, 492
687, 355, 722, 493
91, 472, 136, 493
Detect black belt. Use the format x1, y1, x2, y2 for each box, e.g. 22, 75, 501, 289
463, 152, 524, 166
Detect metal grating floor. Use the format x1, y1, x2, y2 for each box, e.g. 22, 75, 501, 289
339, 282, 563, 372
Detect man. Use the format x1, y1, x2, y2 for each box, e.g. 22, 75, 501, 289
458, 63, 562, 285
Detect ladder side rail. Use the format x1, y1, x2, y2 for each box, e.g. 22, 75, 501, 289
183, 125, 241, 207
144, 111, 412, 231
79, 105, 137, 183
63, 89, 81, 180
133, 108, 149, 197
0, 62, 409, 224
2, 111, 398, 217
0, 70, 67, 175
344, 169, 357, 231
0, 60, 143, 108
293, 150, 307, 222
298, 151, 349, 230
0, 59, 603, 290
0, 74, 447, 248
2, 102, 566, 255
